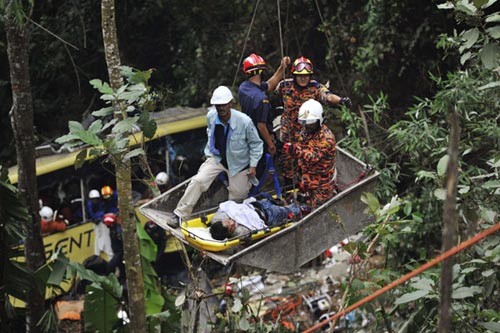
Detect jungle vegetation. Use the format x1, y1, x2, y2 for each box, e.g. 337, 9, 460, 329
1, 0, 499, 332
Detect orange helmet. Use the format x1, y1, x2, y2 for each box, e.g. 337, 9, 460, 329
101, 185, 113, 199
291, 57, 314, 75
242, 53, 267, 75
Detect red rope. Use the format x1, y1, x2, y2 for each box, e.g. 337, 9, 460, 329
336, 169, 368, 192
301, 222, 500, 333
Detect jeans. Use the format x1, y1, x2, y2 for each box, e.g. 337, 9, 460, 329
258, 200, 301, 227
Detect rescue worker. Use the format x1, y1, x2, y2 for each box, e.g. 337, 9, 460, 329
101, 185, 119, 215
276, 57, 350, 185
173, 86, 263, 223
283, 99, 337, 207
86, 189, 104, 221
209, 197, 304, 240
238, 53, 290, 178
86, 189, 114, 259
155, 171, 169, 194
39, 206, 67, 234
103, 213, 125, 283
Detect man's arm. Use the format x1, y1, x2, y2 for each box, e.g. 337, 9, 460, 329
266, 56, 290, 92
257, 123, 276, 156
246, 121, 264, 168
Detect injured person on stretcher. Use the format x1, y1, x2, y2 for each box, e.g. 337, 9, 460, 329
209, 197, 305, 240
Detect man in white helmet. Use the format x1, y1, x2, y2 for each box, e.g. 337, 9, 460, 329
155, 171, 169, 194
39, 206, 67, 234
86, 189, 114, 259
283, 99, 337, 207
173, 86, 263, 224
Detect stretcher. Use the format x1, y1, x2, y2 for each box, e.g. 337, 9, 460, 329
179, 211, 295, 252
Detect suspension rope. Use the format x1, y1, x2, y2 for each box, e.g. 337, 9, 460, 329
231, 0, 261, 90
301, 221, 500, 333
313, 0, 348, 97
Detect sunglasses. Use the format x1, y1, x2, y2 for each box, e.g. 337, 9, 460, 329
295, 62, 313, 73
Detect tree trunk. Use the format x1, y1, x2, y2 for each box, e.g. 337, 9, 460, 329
4, 2, 46, 332
439, 110, 460, 333
101, 0, 147, 331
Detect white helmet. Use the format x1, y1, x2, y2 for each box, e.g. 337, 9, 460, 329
40, 206, 53, 221
210, 86, 234, 105
299, 99, 324, 125
89, 189, 100, 199
155, 172, 169, 186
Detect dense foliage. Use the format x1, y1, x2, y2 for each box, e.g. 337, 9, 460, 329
1, 0, 499, 332
1, 0, 454, 164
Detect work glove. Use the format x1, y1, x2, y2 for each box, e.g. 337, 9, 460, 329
283, 142, 297, 156
340, 97, 352, 109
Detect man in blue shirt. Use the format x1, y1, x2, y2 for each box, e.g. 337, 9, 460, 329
238, 54, 290, 178
173, 86, 263, 221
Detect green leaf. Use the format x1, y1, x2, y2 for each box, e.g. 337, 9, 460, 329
437, 2, 454, 9
482, 180, 500, 189
361, 192, 380, 213
485, 12, 500, 22
486, 26, 500, 39
55, 133, 79, 144
480, 208, 497, 223
88, 120, 103, 134
456, 0, 478, 15
137, 222, 157, 262
394, 290, 429, 305
74, 149, 88, 169
434, 188, 446, 200
232, 298, 243, 313
47, 259, 68, 286
460, 51, 473, 65
437, 155, 449, 177
462, 28, 480, 49
92, 106, 114, 117
478, 81, 500, 90
452, 286, 481, 299
139, 111, 157, 139
73, 130, 103, 147
68, 120, 84, 133
481, 43, 500, 69
410, 277, 434, 291
473, 0, 489, 8
480, 321, 500, 332
89, 79, 113, 94
101, 118, 118, 132
175, 290, 186, 307
482, 269, 495, 277
239, 316, 250, 331
112, 117, 138, 134
123, 148, 145, 161
84, 285, 118, 333
461, 267, 477, 274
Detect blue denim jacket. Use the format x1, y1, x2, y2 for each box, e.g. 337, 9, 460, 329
205, 107, 263, 176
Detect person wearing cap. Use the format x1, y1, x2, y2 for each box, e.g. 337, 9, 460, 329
238, 54, 290, 178
101, 185, 119, 215
87, 189, 105, 222
39, 206, 67, 235
173, 86, 263, 221
283, 99, 337, 207
209, 197, 304, 240
155, 172, 169, 194
86, 189, 114, 259
276, 56, 350, 186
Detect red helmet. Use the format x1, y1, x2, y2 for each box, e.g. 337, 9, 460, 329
103, 213, 116, 227
291, 57, 314, 75
101, 185, 113, 199
242, 53, 267, 75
